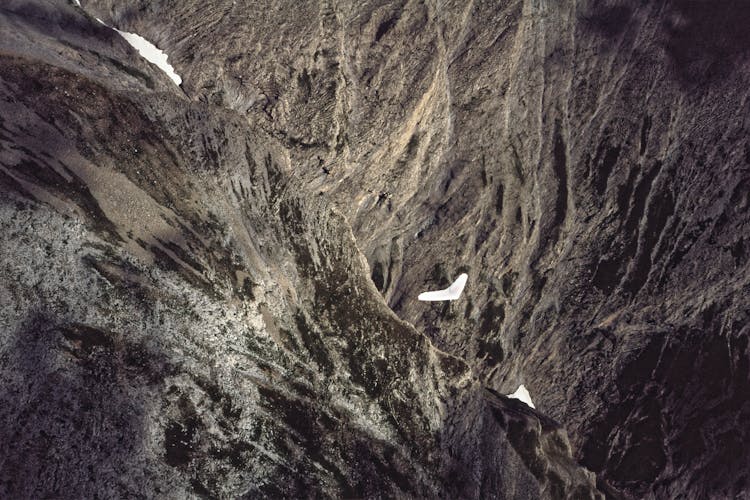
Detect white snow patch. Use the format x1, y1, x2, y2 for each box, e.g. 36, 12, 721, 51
94, 18, 182, 86
507, 384, 535, 409
116, 30, 182, 85
418, 273, 468, 301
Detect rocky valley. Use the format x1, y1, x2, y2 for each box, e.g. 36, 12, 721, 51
1, 1, 749, 498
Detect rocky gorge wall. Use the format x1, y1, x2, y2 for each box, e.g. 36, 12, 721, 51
1, 0, 749, 498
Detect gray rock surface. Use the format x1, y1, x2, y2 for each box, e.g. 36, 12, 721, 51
1, 0, 749, 498
0, 1, 603, 498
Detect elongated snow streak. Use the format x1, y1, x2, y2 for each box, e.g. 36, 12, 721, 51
418, 273, 468, 301
116, 31, 182, 85
507, 384, 535, 409
94, 18, 182, 85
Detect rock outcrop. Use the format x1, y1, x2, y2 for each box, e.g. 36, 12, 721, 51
2, 0, 749, 498
0, 1, 604, 498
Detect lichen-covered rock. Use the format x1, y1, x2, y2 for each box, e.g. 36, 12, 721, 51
78, 1, 750, 497
3, 0, 749, 498
0, 2, 602, 498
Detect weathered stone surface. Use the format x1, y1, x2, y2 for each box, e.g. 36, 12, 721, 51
2, 0, 749, 498
0, 1, 603, 498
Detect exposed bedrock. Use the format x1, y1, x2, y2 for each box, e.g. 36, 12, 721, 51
1, 0, 749, 498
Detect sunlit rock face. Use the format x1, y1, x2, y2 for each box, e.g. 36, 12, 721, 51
2, 0, 749, 498
0, 1, 602, 498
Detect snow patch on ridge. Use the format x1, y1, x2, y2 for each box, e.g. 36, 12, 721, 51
116, 30, 182, 86
507, 384, 535, 409
94, 18, 182, 86
418, 273, 468, 301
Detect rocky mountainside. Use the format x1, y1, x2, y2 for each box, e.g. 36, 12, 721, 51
1, 0, 749, 498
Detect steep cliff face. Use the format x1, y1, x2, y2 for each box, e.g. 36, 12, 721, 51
0, 1, 604, 498
2, 0, 749, 498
